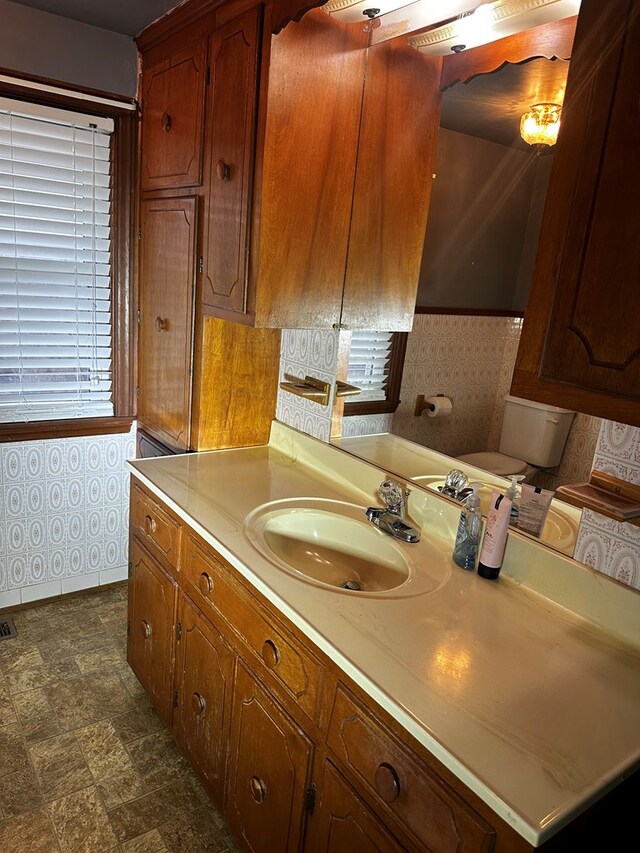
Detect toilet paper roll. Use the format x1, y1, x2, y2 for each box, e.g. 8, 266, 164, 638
426, 396, 452, 418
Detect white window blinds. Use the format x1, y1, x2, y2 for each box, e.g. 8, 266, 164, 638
346, 331, 394, 403
0, 97, 114, 423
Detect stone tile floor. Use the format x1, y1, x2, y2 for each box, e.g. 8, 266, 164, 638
0, 583, 241, 852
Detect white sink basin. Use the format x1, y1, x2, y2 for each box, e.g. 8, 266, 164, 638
244, 498, 449, 597
412, 477, 577, 554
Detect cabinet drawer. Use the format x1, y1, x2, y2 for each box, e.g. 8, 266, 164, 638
183, 534, 325, 724
131, 482, 182, 570
327, 684, 494, 853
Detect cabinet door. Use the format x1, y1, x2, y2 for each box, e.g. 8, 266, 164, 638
227, 660, 313, 853
140, 40, 206, 191
173, 593, 234, 807
341, 41, 442, 332
306, 761, 405, 853
128, 540, 177, 725
137, 196, 197, 450
511, 0, 640, 425
201, 6, 262, 316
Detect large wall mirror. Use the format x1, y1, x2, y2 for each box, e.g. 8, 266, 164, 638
332, 13, 602, 563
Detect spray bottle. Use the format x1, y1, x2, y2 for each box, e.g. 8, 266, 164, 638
452, 482, 483, 571
505, 475, 526, 526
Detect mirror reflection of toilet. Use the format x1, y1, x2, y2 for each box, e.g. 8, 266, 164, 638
458, 395, 575, 483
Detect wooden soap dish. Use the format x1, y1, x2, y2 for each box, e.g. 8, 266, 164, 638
556, 471, 640, 526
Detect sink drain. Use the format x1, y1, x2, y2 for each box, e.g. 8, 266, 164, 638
342, 580, 361, 591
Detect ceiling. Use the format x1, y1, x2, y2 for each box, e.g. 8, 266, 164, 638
441, 56, 570, 149
7, 0, 185, 36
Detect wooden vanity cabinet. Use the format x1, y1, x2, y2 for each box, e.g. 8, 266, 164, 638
173, 593, 235, 808
227, 659, 314, 852
511, 0, 640, 426
127, 540, 177, 726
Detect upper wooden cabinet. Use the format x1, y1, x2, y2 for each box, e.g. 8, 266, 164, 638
140, 39, 207, 191
511, 0, 640, 426
201, 6, 262, 315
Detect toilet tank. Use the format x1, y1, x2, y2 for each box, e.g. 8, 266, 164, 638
499, 395, 575, 467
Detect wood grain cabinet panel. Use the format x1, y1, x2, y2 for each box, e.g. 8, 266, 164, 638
127, 540, 177, 726
227, 659, 314, 853
201, 6, 262, 315
137, 196, 197, 451
306, 760, 406, 853
173, 593, 234, 807
511, 0, 640, 425
327, 683, 494, 853
130, 481, 182, 570
140, 39, 206, 190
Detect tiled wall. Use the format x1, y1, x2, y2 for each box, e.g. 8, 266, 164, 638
0, 426, 135, 608
574, 421, 640, 591
276, 329, 340, 441
392, 314, 523, 457
342, 414, 394, 438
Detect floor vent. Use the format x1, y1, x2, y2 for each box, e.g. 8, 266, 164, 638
0, 618, 17, 640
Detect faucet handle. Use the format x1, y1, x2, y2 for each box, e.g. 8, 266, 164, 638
378, 479, 406, 512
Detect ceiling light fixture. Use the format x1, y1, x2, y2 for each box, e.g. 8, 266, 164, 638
520, 102, 562, 150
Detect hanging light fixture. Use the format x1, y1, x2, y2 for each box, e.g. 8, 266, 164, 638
520, 103, 562, 149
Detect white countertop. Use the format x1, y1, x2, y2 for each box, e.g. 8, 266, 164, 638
127, 422, 640, 847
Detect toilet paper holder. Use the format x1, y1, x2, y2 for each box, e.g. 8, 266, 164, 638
415, 394, 452, 417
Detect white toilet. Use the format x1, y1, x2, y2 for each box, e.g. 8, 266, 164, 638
457, 395, 575, 482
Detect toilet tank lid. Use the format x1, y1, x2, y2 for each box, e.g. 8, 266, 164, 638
504, 394, 575, 415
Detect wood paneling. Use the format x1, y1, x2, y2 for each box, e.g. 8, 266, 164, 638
341, 41, 442, 332
137, 196, 197, 450
440, 16, 577, 91
191, 316, 280, 450
140, 40, 207, 190
202, 6, 262, 315
511, 0, 640, 426
251, 9, 368, 328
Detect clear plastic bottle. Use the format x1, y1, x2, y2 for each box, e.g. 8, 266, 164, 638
505, 475, 526, 526
452, 482, 483, 571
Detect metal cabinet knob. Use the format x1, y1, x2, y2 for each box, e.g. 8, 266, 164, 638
161, 112, 172, 132
155, 316, 168, 332
141, 620, 151, 640
144, 515, 157, 534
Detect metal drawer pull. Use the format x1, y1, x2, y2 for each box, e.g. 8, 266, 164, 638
144, 515, 157, 534
249, 775, 267, 804
155, 316, 168, 332
161, 112, 172, 132
261, 639, 280, 669
141, 620, 152, 640
375, 762, 401, 803
191, 692, 206, 716
199, 572, 213, 594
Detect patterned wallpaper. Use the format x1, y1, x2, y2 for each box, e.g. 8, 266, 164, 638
574, 421, 640, 591
276, 329, 340, 442
342, 413, 394, 437
392, 314, 523, 457
0, 426, 135, 608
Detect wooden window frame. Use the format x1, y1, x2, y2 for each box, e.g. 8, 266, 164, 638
0, 71, 137, 443
343, 332, 408, 417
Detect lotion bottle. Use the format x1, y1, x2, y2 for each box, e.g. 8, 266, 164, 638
505, 474, 525, 526
478, 490, 512, 580
452, 482, 483, 571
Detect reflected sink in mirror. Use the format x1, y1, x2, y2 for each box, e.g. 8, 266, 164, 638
411, 476, 578, 555
244, 498, 449, 597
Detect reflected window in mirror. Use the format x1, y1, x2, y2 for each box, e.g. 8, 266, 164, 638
344, 331, 407, 416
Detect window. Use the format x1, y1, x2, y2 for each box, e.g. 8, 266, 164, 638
343, 331, 407, 416
0, 81, 135, 441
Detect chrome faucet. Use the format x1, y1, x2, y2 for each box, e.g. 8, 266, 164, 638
365, 479, 421, 543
